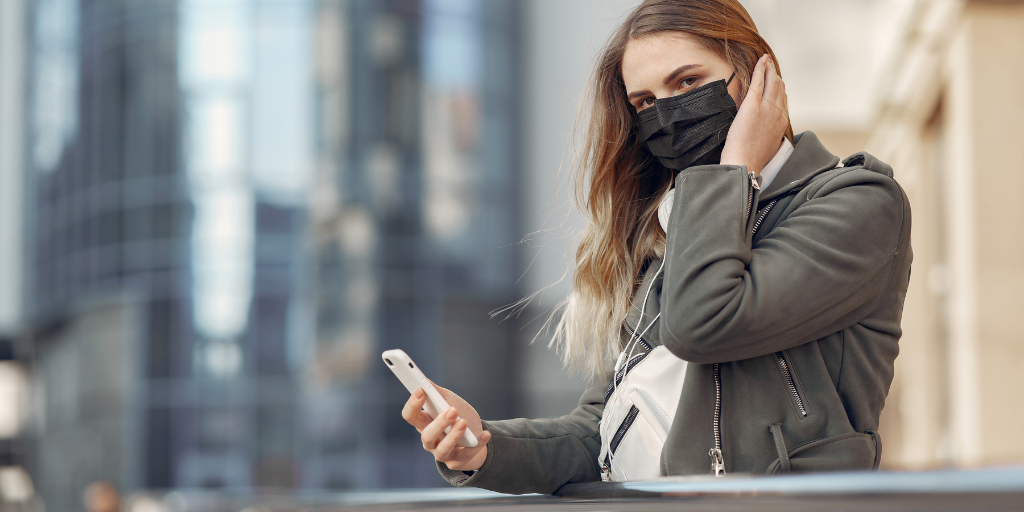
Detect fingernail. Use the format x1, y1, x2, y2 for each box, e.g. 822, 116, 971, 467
414, 389, 423, 398
446, 408, 458, 420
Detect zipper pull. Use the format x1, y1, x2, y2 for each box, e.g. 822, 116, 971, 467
748, 170, 760, 191
709, 448, 726, 477
601, 464, 612, 482
745, 170, 759, 221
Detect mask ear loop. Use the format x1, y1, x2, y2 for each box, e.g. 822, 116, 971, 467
726, 71, 736, 87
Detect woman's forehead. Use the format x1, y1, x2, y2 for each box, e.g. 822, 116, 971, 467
622, 33, 722, 90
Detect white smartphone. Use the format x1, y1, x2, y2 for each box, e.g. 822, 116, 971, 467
382, 349, 478, 448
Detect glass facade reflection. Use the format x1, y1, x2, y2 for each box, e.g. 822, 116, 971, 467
26, 0, 522, 504
306, 0, 523, 488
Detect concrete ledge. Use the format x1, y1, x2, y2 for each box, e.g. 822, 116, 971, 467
140, 466, 1024, 510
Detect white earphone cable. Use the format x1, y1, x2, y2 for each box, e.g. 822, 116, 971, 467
607, 257, 665, 477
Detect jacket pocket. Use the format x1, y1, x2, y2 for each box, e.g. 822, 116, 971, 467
600, 404, 666, 482
774, 351, 809, 418
765, 430, 881, 475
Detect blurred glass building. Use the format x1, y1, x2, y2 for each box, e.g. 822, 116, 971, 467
22, 0, 523, 507
306, 0, 524, 489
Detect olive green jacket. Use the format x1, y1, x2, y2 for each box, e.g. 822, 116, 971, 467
438, 132, 913, 494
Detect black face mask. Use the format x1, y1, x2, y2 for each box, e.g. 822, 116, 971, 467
636, 73, 737, 170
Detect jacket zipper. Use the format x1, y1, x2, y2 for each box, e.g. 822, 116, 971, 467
623, 323, 654, 351
601, 405, 640, 480
775, 352, 808, 416
752, 199, 778, 238
709, 363, 725, 476
707, 190, 775, 478
604, 351, 650, 402
745, 170, 760, 220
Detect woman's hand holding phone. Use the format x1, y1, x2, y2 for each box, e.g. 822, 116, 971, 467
402, 383, 492, 471
720, 54, 790, 177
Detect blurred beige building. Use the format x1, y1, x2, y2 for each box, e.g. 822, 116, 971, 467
755, 0, 1024, 469
861, 0, 1024, 469
740, 0, 1024, 469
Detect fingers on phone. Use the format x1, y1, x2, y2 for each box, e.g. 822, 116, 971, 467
421, 407, 458, 450
401, 389, 423, 421
435, 419, 467, 460
421, 420, 442, 451
478, 430, 492, 446
402, 389, 433, 431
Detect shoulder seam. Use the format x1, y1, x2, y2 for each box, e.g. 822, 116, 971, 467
804, 166, 898, 202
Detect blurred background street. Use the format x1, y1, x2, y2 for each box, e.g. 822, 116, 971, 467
0, 0, 1022, 510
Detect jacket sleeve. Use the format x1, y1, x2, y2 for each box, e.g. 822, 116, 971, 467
659, 164, 907, 364
436, 375, 607, 494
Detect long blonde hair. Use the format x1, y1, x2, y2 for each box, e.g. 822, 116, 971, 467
550, 0, 793, 377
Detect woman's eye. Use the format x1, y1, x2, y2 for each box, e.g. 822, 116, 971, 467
638, 97, 655, 110
679, 77, 698, 89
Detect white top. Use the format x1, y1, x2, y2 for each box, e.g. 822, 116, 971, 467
599, 345, 688, 481
758, 137, 795, 192
658, 138, 795, 231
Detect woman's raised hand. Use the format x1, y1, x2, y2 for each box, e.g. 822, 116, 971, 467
720, 54, 790, 177
402, 383, 492, 472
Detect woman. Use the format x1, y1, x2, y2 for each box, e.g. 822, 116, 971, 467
402, 0, 912, 494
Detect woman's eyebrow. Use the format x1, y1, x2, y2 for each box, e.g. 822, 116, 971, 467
663, 64, 701, 85
627, 64, 704, 100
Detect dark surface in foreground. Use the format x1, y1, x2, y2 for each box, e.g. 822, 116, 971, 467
153, 466, 1024, 511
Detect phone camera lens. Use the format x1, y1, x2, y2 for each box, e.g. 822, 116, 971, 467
385, 359, 393, 366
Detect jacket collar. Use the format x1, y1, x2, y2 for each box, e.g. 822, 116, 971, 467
758, 131, 841, 203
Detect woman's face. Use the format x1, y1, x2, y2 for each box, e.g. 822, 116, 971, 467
621, 32, 742, 112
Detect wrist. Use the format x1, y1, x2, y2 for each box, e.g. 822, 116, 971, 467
719, 158, 759, 176
468, 446, 487, 471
